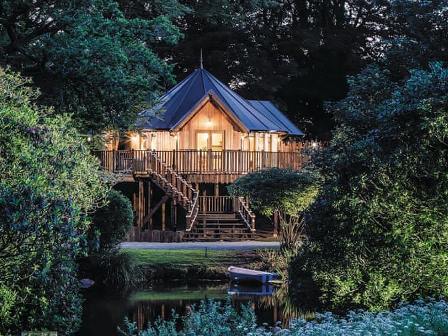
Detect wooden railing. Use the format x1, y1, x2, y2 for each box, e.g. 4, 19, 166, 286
186, 190, 199, 232
133, 150, 199, 231
198, 196, 256, 231
199, 196, 235, 213
94, 149, 304, 175
236, 197, 256, 231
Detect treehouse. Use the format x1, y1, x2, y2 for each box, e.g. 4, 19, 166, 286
95, 67, 306, 242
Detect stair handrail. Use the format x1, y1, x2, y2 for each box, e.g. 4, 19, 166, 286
186, 190, 199, 232
236, 197, 256, 232
145, 151, 200, 230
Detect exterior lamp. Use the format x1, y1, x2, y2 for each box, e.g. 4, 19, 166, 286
206, 117, 213, 127
87, 129, 93, 142
311, 141, 318, 149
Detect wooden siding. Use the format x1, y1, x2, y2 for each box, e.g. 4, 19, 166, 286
115, 98, 301, 152
178, 100, 243, 150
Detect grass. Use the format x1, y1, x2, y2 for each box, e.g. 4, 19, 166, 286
122, 248, 259, 268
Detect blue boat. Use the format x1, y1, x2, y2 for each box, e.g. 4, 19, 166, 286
228, 266, 278, 284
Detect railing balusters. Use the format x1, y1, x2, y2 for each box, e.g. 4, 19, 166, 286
93, 149, 310, 175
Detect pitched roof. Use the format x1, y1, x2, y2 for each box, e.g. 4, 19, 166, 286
138, 68, 304, 136
246, 100, 304, 136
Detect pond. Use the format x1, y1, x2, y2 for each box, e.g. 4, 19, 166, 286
77, 282, 315, 336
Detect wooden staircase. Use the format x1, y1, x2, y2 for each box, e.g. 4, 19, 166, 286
183, 197, 256, 241
183, 213, 253, 241
132, 151, 256, 239
137, 151, 199, 230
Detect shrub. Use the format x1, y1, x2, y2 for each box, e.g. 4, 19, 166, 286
119, 299, 448, 336
0, 67, 107, 334
0, 285, 17, 332
295, 63, 448, 310
89, 189, 134, 253
228, 167, 320, 217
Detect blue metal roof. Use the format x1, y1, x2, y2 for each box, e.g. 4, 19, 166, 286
246, 100, 304, 136
138, 68, 304, 136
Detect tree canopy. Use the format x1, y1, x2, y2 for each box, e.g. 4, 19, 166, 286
3, 1, 447, 138
0, 0, 184, 131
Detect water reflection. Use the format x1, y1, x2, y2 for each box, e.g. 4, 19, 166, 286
78, 282, 314, 336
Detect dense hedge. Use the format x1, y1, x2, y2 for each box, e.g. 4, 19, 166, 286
0, 68, 107, 334
294, 63, 448, 310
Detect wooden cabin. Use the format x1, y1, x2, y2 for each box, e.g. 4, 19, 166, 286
95, 67, 307, 242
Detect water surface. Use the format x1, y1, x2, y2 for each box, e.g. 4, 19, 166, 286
78, 282, 310, 335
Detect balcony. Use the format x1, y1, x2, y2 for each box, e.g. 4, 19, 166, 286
94, 150, 304, 178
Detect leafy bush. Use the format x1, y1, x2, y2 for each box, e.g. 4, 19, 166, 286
120, 299, 258, 336
81, 189, 135, 289
0, 285, 17, 332
119, 299, 448, 336
228, 167, 320, 217
0, 67, 107, 334
294, 62, 448, 310
89, 189, 134, 253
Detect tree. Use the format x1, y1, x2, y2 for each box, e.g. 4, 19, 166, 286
151, 0, 391, 139
0, 67, 107, 334
0, 0, 185, 131
228, 167, 320, 217
294, 62, 448, 311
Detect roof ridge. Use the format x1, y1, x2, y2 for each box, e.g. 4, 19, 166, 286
166, 69, 202, 127
203, 70, 275, 130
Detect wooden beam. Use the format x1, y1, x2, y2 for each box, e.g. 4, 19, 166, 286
143, 195, 169, 225
162, 202, 166, 231
147, 181, 152, 229
273, 210, 279, 238
171, 200, 177, 231
214, 183, 219, 196
138, 180, 144, 229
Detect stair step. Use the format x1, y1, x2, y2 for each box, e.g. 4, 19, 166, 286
198, 214, 237, 219
196, 222, 245, 226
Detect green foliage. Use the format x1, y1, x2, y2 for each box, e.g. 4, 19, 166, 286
0, 285, 17, 331
120, 299, 448, 336
228, 167, 320, 216
0, 67, 107, 334
295, 62, 448, 310
0, 0, 184, 131
90, 189, 134, 253
120, 299, 257, 336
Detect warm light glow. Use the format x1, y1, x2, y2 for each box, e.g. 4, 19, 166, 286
129, 132, 140, 149
311, 141, 318, 149
205, 117, 213, 127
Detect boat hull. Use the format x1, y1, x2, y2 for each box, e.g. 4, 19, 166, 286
228, 266, 277, 284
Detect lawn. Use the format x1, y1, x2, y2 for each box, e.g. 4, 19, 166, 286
122, 248, 259, 268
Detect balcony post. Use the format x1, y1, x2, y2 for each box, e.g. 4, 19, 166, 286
172, 149, 176, 170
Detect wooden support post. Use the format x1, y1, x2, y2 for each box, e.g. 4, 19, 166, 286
161, 202, 166, 231
147, 181, 152, 230
138, 180, 144, 230
142, 195, 168, 226
171, 200, 177, 231
273, 210, 279, 238
132, 191, 138, 229
214, 183, 219, 197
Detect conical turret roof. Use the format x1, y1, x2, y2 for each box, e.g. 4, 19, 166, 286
138, 68, 303, 136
